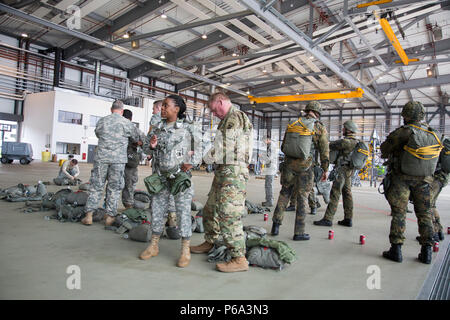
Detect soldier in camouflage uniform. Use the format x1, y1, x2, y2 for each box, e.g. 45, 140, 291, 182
381, 101, 440, 264
121, 109, 147, 209
53, 159, 80, 186
82, 100, 142, 226
314, 120, 360, 227
190, 92, 253, 273
139, 95, 202, 268
271, 101, 329, 240
262, 138, 278, 207
148, 100, 177, 219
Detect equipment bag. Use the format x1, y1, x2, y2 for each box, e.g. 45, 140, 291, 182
129, 223, 152, 242
439, 136, 450, 173
401, 124, 443, 176
247, 246, 285, 270
350, 140, 370, 170
144, 173, 164, 195
246, 237, 296, 264
281, 117, 316, 160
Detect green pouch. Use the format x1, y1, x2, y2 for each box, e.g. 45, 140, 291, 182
144, 173, 164, 195
168, 171, 191, 195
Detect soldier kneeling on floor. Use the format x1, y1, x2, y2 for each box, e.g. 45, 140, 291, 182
53, 159, 81, 186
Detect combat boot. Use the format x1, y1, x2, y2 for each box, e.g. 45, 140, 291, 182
177, 239, 191, 268
310, 208, 317, 215
105, 215, 116, 226
438, 231, 445, 241
216, 256, 249, 273
190, 241, 213, 254
337, 218, 352, 227
81, 212, 93, 225
262, 201, 273, 207
382, 244, 402, 262
271, 222, 280, 236
418, 245, 432, 264
313, 218, 332, 226
285, 204, 295, 211
139, 234, 160, 260
293, 233, 310, 241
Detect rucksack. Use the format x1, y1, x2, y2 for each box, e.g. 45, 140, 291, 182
439, 136, 450, 173
281, 117, 316, 160
247, 246, 286, 270
350, 140, 370, 170
401, 124, 443, 177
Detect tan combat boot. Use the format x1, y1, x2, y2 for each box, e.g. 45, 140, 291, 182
139, 235, 160, 260
190, 241, 213, 254
177, 239, 191, 268
104, 215, 116, 226
216, 256, 249, 273
81, 212, 93, 225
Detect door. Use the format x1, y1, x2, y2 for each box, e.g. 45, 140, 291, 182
87, 144, 96, 163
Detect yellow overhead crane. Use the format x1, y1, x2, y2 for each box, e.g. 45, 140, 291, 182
356, 0, 392, 9
248, 88, 364, 104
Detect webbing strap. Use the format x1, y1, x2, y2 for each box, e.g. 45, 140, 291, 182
358, 148, 370, 156
286, 118, 315, 136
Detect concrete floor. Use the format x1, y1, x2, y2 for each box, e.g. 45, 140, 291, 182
0, 161, 448, 300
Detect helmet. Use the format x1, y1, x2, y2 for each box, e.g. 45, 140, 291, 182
401, 101, 425, 121
304, 101, 322, 115
343, 120, 359, 133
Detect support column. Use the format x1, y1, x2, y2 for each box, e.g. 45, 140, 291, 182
53, 48, 62, 88
94, 60, 101, 95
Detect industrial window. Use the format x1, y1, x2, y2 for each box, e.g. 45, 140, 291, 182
90, 115, 102, 127
58, 111, 82, 125
56, 142, 81, 155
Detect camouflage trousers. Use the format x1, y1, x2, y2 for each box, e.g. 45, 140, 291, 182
430, 178, 444, 233
265, 175, 274, 203
272, 166, 314, 235
203, 165, 248, 258
308, 187, 318, 209
85, 162, 125, 217
323, 166, 355, 221
151, 185, 193, 239
386, 174, 434, 246
122, 166, 138, 207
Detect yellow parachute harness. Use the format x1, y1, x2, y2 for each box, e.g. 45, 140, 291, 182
357, 148, 370, 156
403, 124, 443, 160
286, 118, 315, 136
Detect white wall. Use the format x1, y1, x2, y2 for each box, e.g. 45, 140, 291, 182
52, 90, 153, 162
22, 91, 55, 159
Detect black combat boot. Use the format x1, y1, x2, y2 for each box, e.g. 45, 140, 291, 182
438, 231, 444, 241
337, 218, 352, 227
293, 233, 310, 241
271, 222, 280, 236
310, 208, 317, 215
382, 244, 403, 262
418, 245, 432, 264
313, 218, 332, 226
285, 204, 295, 211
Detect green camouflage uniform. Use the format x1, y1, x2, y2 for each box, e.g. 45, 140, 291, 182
380, 121, 436, 246
85, 113, 141, 217
272, 116, 329, 235
122, 129, 146, 207
202, 105, 253, 258
431, 167, 448, 234
323, 134, 359, 221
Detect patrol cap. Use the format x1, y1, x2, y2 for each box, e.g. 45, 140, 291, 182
343, 120, 359, 133
401, 101, 425, 121
304, 101, 322, 115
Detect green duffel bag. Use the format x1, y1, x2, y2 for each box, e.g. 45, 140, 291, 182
247, 246, 286, 270
144, 173, 164, 195
246, 237, 296, 264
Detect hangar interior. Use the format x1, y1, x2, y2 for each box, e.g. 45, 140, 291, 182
0, 0, 449, 300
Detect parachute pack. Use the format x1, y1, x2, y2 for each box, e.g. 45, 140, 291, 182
282, 117, 316, 160
350, 140, 370, 170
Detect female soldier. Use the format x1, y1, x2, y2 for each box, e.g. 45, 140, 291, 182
139, 95, 201, 268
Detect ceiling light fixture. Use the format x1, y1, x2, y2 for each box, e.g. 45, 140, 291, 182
369, 58, 374, 63
262, 68, 267, 73
232, 52, 237, 57
426, 65, 435, 78
201, 34, 207, 39
21, 33, 28, 38
160, 53, 165, 59
161, 12, 167, 19
281, 79, 285, 84
122, 32, 130, 39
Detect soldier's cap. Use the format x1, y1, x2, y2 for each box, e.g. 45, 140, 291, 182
343, 120, 359, 133
401, 101, 425, 121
